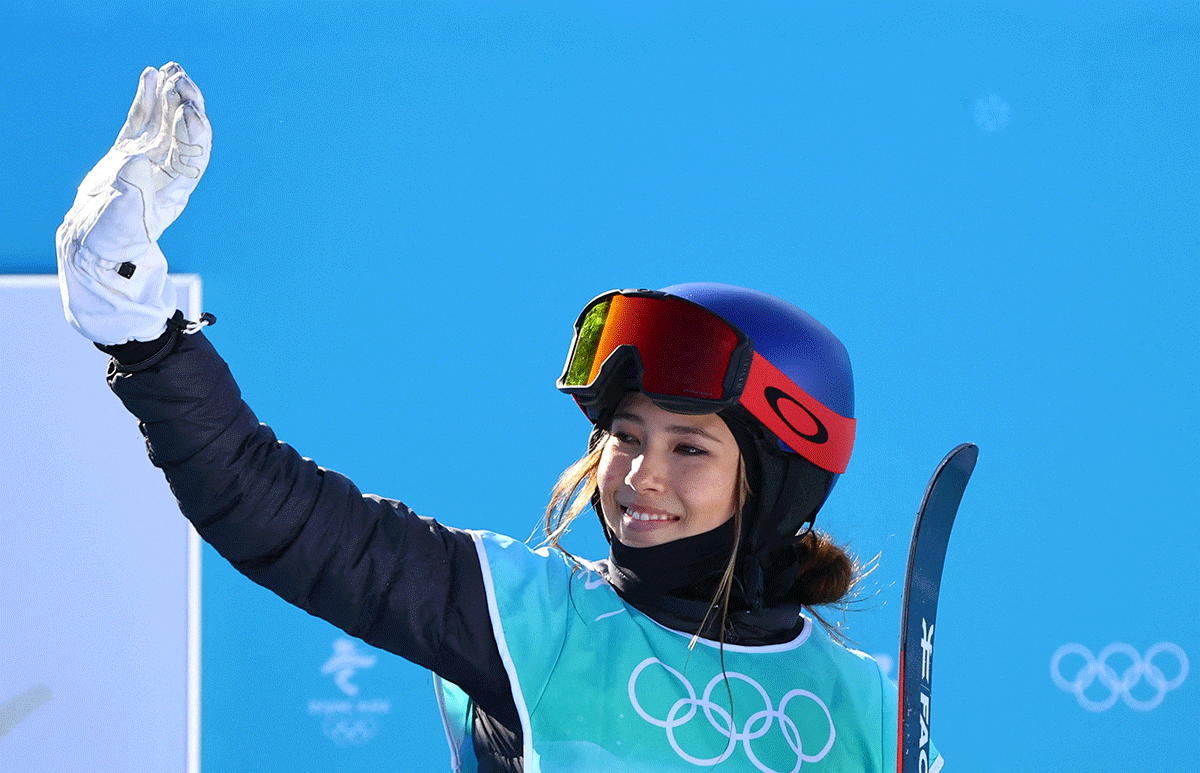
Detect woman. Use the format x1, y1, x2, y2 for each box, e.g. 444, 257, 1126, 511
57, 63, 939, 772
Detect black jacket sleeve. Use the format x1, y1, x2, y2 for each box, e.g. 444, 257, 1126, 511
103, 329, 518, 729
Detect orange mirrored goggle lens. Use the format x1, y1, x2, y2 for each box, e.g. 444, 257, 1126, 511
561, 293, 744, 403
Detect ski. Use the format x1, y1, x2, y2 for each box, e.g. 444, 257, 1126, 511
897, 442, 978, 773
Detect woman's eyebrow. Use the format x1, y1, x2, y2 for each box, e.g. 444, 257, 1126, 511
611, 411, 725, 443
667, 425, 725, 443
610, 410, 644, 426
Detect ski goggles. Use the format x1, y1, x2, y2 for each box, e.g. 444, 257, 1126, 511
558, 289, 855, 473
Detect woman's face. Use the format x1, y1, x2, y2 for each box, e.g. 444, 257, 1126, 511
597, 392, 741, 548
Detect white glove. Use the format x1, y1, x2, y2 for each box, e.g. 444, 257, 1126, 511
56, 62, 212, 345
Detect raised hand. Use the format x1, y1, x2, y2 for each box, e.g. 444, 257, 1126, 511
56, 62, 212, 345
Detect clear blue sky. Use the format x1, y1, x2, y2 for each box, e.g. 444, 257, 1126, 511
3, 2, 1197, 770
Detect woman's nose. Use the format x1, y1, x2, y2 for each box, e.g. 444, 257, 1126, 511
625, 452, 665, 491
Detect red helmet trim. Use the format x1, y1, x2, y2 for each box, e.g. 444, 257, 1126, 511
740, 353, 856, 474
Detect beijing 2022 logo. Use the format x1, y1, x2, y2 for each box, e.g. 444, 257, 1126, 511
307, 638, 392, 746
1051, 642, 1189, 712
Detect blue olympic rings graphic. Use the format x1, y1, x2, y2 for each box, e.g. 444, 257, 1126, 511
321, 714, 379, 745
628, 657, 835, 773
1050, 642, 1188, 712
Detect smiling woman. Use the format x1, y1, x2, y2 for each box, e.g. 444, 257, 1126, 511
55, 63, 937, 773
542, 285, 864, 650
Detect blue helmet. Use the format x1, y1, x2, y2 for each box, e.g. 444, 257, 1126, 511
658, 282, 855, 471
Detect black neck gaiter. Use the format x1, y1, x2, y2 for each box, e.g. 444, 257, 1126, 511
605, 518, 804, 644
608, 517, 736, 600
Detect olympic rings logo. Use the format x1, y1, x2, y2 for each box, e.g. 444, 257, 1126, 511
628, 657, 835, 773
1050, 642, 1189, 712
321, 715, 379, 745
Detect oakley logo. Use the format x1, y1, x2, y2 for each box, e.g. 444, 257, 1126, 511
1050, 642, 1188, 712
764, 387, 828, 444
628, 657, 835, 772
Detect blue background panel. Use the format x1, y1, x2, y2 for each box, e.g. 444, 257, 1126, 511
2, 2, 1196, 771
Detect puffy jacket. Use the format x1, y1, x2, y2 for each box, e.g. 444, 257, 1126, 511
104, 329, 524, 771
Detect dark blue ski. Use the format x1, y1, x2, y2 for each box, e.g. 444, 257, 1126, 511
897, 443, 978, 773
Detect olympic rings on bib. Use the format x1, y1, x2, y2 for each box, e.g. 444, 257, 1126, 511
1050, 642, 1188, 712
627, 657, 836, 773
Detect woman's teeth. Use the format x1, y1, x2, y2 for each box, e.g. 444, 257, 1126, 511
624, 508, 676, 522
